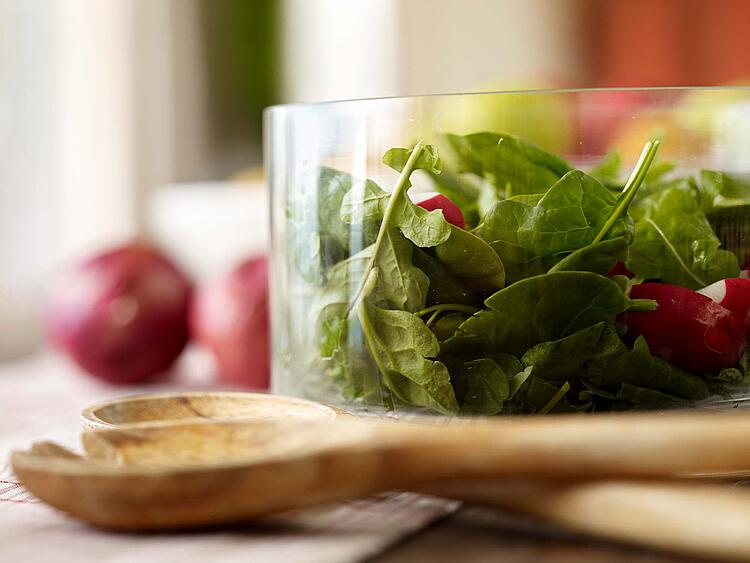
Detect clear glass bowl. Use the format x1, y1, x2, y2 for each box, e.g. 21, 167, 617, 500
265, 87, 750, 416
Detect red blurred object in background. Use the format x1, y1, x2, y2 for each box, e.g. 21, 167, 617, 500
191, 256, 270, 390
45, 243, 192, 384
586, 0, 750, 87
577, 89, 653, 153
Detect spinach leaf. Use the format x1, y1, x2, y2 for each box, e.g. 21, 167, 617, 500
289, 167, 358, 283
548, 236, 628, 276
317, 142, 461, 414
521, 322, 626, 381
434, 226, 505, 294
508, 377, 576, 414
312, 228, 428, 321
311, 246, 371, 325
701, 169, 750, 208
627, 187, 740, 289
320, 315, 383, 403
340, 178, 389, 225
645, 160, 676, 184
342, 142, 448, 312
509, 366, 534, 399
346, 145, 506, 294
359, 303, 458, 414
383, 145, 442, 177
442, 132, 572, 198
368, 229, 430, 312
458, 358, 510, 415
341, 144, 451, 249
455, 357, 533, 415
491, 353, 526, 378
412, 248, 476, 306
706, 205, 750, 269
615, 383, 689, 409
387, 194, 453, 249
431, 312, 471, 341
630, 176, 702, 219
589, 336, 709, 401
707, 369, 750, 400
483, 241, 559, 285
589, 150, 674, 192
588, 150, 622, 185
508, 193, 545, 205
442, 271, 635, 358
701, 170, 750, 265
479, 170, 631, 283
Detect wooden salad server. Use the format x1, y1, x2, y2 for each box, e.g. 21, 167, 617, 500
11, 392, 750, 561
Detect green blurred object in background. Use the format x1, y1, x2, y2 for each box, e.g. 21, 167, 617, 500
432, 84, 575, 155
200, 0, 278, 151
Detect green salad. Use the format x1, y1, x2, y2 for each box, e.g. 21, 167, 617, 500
293, 131, 750, 415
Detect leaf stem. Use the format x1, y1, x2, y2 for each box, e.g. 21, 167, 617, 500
538, 381, 571, 414
643, 217, 707, 288
357, 301, 397, 411
425, 310, 442, 328
349, 268, 379, 316
357, 302, 385, 372
628, 298, 659, 312
592, 140, 661, 244
347, 141, 426, 314
416, 303, 480, 317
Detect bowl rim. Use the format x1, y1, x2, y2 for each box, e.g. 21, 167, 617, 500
264, 85, 750, 114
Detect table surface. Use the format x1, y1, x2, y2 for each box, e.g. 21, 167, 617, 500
0, 352, 712, 563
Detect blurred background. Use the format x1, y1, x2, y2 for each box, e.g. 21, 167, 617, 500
3, 0, 750, 364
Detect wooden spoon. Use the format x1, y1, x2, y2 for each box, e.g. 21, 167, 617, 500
12, 408, 750, 514
79, 391, 348, 430
12, 393, 750, 560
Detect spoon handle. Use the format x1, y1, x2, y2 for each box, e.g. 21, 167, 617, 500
422, 479, 750, 562
386, 411, 750, 478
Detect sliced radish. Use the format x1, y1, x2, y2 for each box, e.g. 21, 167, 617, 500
621, 283, 746, 372
698, 278, 750, 337
413, 192, 465, 229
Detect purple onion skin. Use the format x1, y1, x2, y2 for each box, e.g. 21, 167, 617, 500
45, 242, 192, 384
190, 256, 269, 390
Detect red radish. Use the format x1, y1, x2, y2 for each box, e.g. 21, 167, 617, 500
607, 261, 634, 278
698, 278, 750, 337
191, 256, 269, 390
45, 242, 192, 384
414, 192, 465, 229
621, 283, 746, 372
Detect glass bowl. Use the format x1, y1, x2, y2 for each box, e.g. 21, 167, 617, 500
265, 87, 750, 416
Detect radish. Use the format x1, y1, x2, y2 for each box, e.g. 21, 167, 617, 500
607, 261, 634, 278
620, 283, 746, 372
698, 278, 750, 337
413, 192, 465, 229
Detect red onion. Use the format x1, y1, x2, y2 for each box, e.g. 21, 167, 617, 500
190, 256, 270, 390
45, 242, 192, 384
